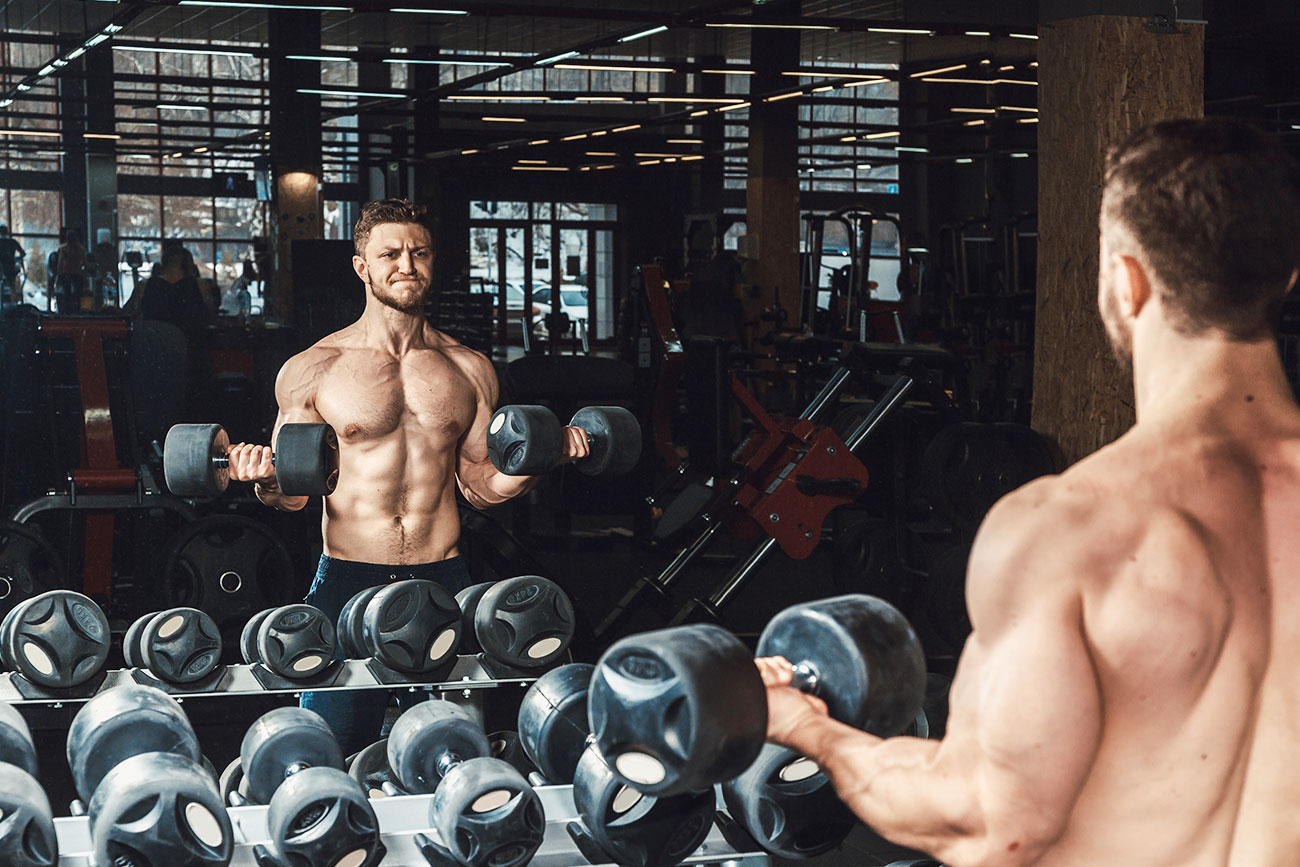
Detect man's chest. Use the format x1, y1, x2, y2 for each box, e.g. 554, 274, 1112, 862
314, 354, 478, 444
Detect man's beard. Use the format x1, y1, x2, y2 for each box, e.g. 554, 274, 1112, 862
368, 275, 428, 314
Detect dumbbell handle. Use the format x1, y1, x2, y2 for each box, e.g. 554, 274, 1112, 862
211, 450, 276, 470
435, 751, 464, 779
790, 661, 821, 696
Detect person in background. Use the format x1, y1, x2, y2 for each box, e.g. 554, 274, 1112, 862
0, 225, 25, 306
224, 260, 258, 318
55, 231, 89, 313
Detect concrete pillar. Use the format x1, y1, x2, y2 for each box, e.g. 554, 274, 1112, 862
267, 10, 323, 318
744, 0, 801, 344
1031, 11, 1204, 463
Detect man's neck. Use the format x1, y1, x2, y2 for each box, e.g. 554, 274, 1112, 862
357, 298, 428, 354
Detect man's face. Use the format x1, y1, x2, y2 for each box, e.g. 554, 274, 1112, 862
355, 222, 435, 313
1098, 227, 1134, 370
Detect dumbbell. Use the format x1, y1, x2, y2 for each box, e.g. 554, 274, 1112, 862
486, 404, 642, 477
239, 707, 384, 867
387, 700, 545, 867
0, 700, 58, 867
66, 684, 232, 866
240, 604, 336, 679
346, 729, 534, 802
123, 607, 223, 684
517, 664, 714, 867
589, 593, 925, 797
455, 575, 575, 671
164, 422, 339, 497
336, 579, 461, 676
1, 589, 110, 689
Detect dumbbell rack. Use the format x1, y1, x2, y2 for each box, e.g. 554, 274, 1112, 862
50, 785, 769, 866
0, 655, 533, 706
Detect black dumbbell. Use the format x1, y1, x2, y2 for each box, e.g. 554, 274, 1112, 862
589, 594, 926, 796
455, 576, 575, 671
0, 700, 58, 867
347, 738, 396, 800
720, 743, 858, 858
517, 664, 714, 867
164, 422, 339, 497
387, 700, 545, 867
239, 707, 384, 867
240, 604, 336, 679
124, 607, 223, 684
66, 684, 232, 866
486, 730, 536, 779
335, 580, 460, 676
1, 589, 110, 689
486, 404, 642, 477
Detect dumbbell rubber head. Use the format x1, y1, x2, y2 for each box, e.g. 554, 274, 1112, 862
241, 707, 345, 806
218, 756, 249, 807
0, 698, 38, 777
88, 751, 232, 867
7, 590, 110, 689
140, 607, 222, 684
486, 405, 564, 476
347, 738, 395, 800
387, 700, 489, 795
572, 743, 714, 867
0, 598, 31, 670
266, 766, 381, 867
487, 730, 536, 780
240, 607, 276, 665
720, 742, 856, 858
275, 423, 340, 497
589, 623, 767, 797
361, 579, 460, 675
569, 406, 643, 476
756, 593, 925, 737
474, 576, 574, 670
454, 582, 495, 655
430, 757, 545, 867
164, 423, 231, 497
0, 763, 58, 867
256, 604, 336, 679
517, 663, 592, 784
337, 586, 382, 660
67, 684, 201, 803
122, 612, 152, 669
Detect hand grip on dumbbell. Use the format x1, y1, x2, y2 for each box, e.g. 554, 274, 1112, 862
163, 422, 339, 498
486, 404, 642, 477
587, 594, 927, 797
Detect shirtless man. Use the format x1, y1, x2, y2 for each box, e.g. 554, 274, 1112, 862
760, 118, 1300, 866
226, 199, 585, 753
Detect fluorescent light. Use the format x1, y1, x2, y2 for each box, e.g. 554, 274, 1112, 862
482, 116, 526, 122
717, 101, 750, 112
896, 146, 929, 153
518, 159, 547, 164
812, 85, 834, 92
999, 65, 1015, 71
785, 71, 885, 79
706, 22, 837, 30
85, 34, 111, 47
297, 88, 406, 98
911, 64, 965, 78
391, 7, 468, 13
955, 157, 973, 163
585, 151, 615, 156
1010, 152, 1030, 158
842, 78, 891, 88
590, 130, 607, 136
51, 59, 68, 68
866, 27, 934, 35
1030, 61, 1039, 67
15, 84, 33, 92
537, 51, 580, 66
856, 163, 872, 170
963, 119, 985, 126
287, 54, 354, 62
764, 91, 803, 102
667, 138, 702, 144
951, 107, 996, 114
38, 64, 56, 76
555, 63, 675, 73
702, 68, 754, 75
965, 30, 991, 36
84, 133, 121, 139
1009, 32, 1039, 39
115, 45, 255, 57
104, 23, 123, 32
561, 133, 588, 141
461, 148, 479, 154
576, 96, 627, 102
840, 135, 857, 142
0, 129, 60, 137
529, 138, 549, 145
446, 95, 550, 101
681, 154, 704, 161
689, 109, 709, 116
158, 103, 208, 111
1018, 116, 1040, 124
618, 25, 668, 43
997, 106, 1038, 112
178, 1, 350, 9
169, 151, 183, 157
384, 58, 510, 67
648, 97, 743, 104
512, 165, 568, 171
922, 77, 1038, 86
0, 99, 11, 108
612, 124, 641, 132
194, 146, 208, 153
862, 130, 900, 139
638, 158, 661, 165
595, 164, 615, 169
67, 47, 87, 60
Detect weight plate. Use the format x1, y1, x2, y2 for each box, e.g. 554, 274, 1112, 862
570, 406, 642, 477
275, 423, 340, 497
361, 580, 460, 675
0, 698, 38, 777
240, 608, 275, 665
0, 521, 68, 624
337, 586, 382, 660
0, 596, 34, 671
517, 663, 592, 784
347, 738, 394, 800
266, 766, 380, 867
387, 701, 489, 795
241, 707, 344, 806
140, 607, 222, 684
474, 576, 574, 670
218, 756, 248, 807
431, 758, 544, 867
122, 612, 154, 670
0, 763, 58, 867
454, 582, 495, 656
721, 743, 856, 858
9, 590, 110, 689
163, 423, 230, 498
256, 605, 335, 680
487, 405, 564, 477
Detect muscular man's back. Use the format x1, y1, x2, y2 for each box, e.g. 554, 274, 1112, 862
278, 322, 482, 563
1031, 409, 1300, 866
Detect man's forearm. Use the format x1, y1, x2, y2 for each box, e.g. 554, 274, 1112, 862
458, 465, 541, 508
254, 480, 308, 512
781, 717, 989, 865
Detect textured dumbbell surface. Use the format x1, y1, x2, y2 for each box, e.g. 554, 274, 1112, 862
472, 576, 574, 670
255, 604, 336, 679
431, 757, 545, 867
518, 663, 593, 784
486, 405, 565, 476
0, 700, 58, 867
266, 765, 382, 867
241, 706, 345, 806
133, 607, 223, 684
362, 579, 460, 675
4, 590, 110, 688
337, 586, 382, 659
569, 405, 643, 476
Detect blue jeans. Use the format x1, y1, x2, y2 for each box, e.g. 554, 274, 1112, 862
300, 554, 474, 757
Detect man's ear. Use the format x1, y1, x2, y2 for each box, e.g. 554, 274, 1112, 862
352, 254, 367, 283
1115, 254, 1153, 318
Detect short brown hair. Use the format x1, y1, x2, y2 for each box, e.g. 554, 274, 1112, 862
1102, 119, 1300, 339
353, 198, 430, 257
